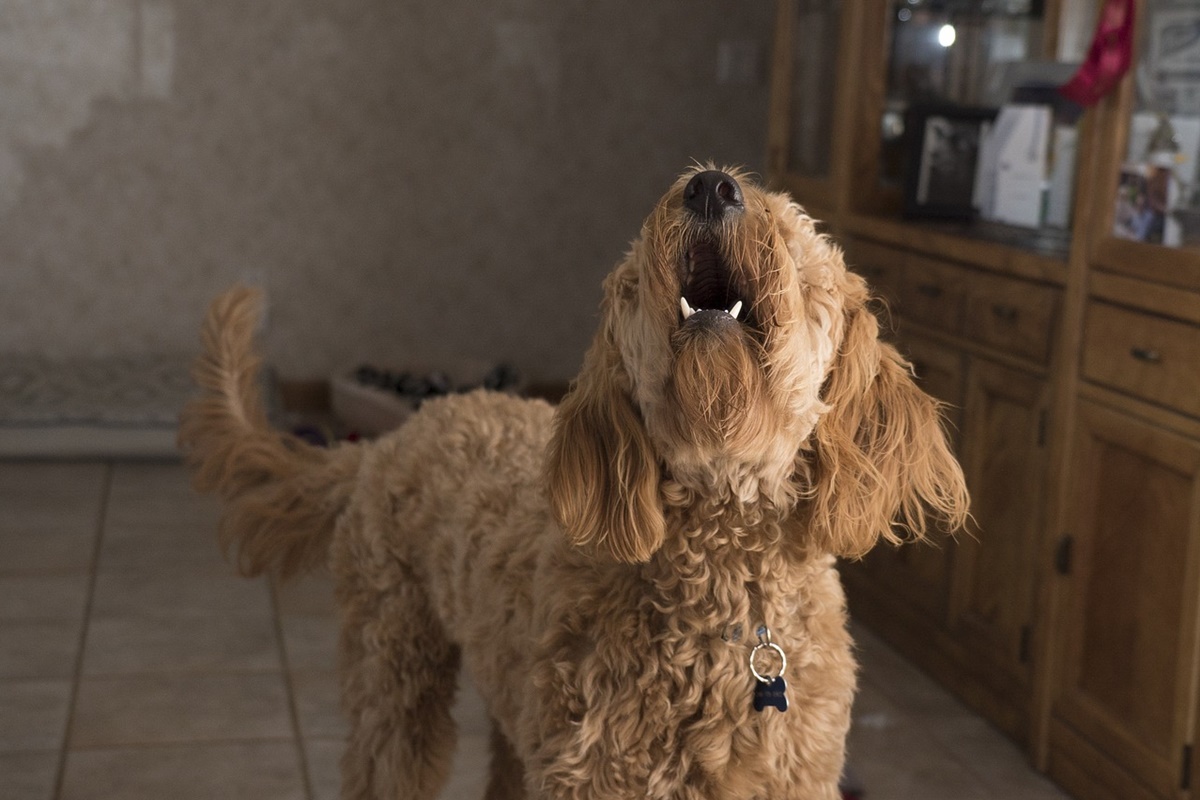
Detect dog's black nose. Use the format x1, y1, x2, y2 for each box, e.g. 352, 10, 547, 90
683, 170, 744, 220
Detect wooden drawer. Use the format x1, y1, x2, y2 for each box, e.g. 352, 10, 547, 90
964, 273, 1060, 364
1082, 301, 1200, 418
901, 255, 966, 334
901, 335, 966, 410
843, 237, 903, 305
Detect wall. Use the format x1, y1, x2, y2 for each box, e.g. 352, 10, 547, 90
0, 0, 772, 382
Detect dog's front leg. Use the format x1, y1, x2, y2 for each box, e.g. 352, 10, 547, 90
484, 721, 527, 800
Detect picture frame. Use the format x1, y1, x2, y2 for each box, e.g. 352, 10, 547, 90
1145, 4, 1200, 115
903, 105, 997, 220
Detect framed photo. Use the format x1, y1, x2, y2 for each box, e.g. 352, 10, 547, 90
903, 105, 997, 220
1145, 5, 1200, 114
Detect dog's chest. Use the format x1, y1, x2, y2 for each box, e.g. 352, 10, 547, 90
557, 618, 795, 785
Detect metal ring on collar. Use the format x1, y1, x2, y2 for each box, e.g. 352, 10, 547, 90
749, 641, 787, 684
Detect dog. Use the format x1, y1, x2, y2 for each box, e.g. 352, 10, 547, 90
178, 166, 969, 800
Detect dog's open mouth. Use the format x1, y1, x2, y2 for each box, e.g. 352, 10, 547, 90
678, 239, 747, 328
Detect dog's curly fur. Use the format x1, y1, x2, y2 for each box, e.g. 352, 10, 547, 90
179, 166, 969, 800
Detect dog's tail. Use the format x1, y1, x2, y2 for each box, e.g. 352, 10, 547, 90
178, 286, 362, 578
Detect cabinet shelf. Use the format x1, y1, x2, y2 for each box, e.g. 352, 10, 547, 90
841, 212, 1069, 283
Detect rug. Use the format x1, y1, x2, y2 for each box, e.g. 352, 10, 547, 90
0, 354, 196, 459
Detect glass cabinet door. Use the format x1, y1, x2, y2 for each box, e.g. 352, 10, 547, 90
768, 0, 844, 193
879, 0, 1048, 188
1110, 0, 1200, 251
784, 0, 842, 179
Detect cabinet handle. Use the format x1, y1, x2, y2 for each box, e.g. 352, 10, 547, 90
1130, 346, 1162, 364
991, 304, 1019, 322
916, 283, 943, 299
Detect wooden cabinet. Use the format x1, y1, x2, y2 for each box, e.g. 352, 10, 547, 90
770, 1, 1200, 798
839, 243, 1056, 743
844, 333, 963, 623
949, 359, 1049, 742
1049, 400, 1200, 800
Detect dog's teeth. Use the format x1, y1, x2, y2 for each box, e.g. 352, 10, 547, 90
680, 297, 695, 319
728, 300, 743, 320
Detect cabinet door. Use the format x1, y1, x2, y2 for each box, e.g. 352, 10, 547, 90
1051, 401, 1200, 799
950, 359, 1048, 735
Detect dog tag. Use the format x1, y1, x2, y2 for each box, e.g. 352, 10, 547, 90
752, 675, 789, 713
749, 630, 788, 713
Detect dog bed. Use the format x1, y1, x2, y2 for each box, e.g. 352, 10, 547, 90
0, 354, 196, 459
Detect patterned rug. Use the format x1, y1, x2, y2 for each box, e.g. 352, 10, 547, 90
0, 354, 195, 458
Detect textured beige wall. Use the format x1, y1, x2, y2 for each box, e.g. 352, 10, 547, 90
0, 1, 772, 382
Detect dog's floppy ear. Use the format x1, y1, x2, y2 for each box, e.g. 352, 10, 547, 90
546, 271, 665, 564
807, 281, 969, 558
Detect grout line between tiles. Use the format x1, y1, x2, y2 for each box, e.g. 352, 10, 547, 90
65, 735, 302, 752
72, 667, 288, 680
269, 574, 317, 800
51, 461, 114, 800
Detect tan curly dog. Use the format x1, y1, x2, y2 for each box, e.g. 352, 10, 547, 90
179, 166, 969, 800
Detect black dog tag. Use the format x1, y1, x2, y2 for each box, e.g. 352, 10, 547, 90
752, 675, 789, 713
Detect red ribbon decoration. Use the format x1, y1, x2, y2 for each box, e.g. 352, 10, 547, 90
1059, 0, 1136, 106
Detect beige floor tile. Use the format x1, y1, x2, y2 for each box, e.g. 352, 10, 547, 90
847, 713, 993, 800
280, 613, 340, 671
854, 627, 970, 718
0, 521, 99, 576
0, 619, 82, 679
89, 567, 273, 620
291, 670, 346, 740
0, 750, 59, 800
82, 613, 280, 675
924, 714, 1069, 799
95, 517, 230, 575
275, 572, 338, 617
452, 670, 491, 736
303, 737, 343, 800
106, 462, 206, 505
60, 741, 306, 800
0, 679, 72, 752
0, 464, 104, 574
71, 672, 293, 747
99, 464, 225, 573
0, 463, 108, 504
439, 731, 490, 800
0, 575, 90, 619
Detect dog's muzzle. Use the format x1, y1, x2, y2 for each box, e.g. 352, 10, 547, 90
678, 171, 749, 332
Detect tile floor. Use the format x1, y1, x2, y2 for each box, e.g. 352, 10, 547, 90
0, 460, 1072, 800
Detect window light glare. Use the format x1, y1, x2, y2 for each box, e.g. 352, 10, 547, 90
938, 23, 956, 47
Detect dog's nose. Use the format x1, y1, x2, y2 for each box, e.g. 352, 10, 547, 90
683, 170, 744, 220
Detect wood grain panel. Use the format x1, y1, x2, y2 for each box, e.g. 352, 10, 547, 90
1082, 302, 1200, 418
965, 273, 1061, 364
1052, 400, 1200, 799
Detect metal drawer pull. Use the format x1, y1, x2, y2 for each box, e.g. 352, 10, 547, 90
1130, 346, 1162, 364
991, 304, 1019, 322
916, 283, 943, 298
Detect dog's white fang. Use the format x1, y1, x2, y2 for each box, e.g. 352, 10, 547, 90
681, 297, 745, 321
